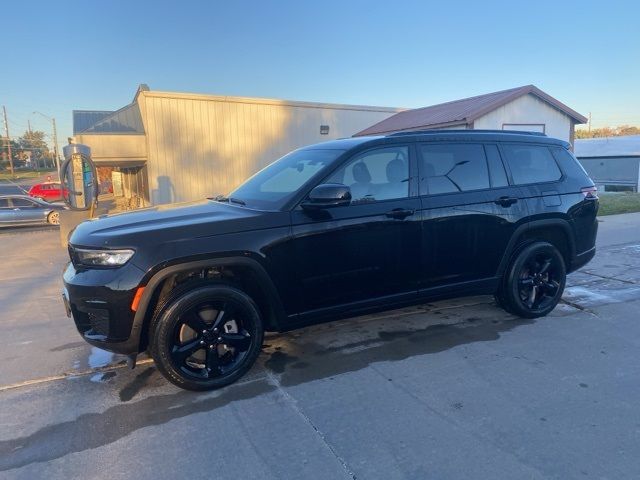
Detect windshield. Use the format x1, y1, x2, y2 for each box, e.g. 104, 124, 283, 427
227, 148, 344, 209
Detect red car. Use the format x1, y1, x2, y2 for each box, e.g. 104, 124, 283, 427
28, 182, 66, 202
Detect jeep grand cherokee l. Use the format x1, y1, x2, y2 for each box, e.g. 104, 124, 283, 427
62, 130, 598, 391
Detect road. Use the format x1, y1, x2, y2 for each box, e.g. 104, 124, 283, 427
0, 214, 639, 479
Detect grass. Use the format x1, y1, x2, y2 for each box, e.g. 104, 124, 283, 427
0, 170, 56, 181
598, 192, 640, 216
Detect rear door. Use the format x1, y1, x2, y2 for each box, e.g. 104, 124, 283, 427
417, 142, 527, 291
500, 143, 564, 217
289, 144, 421, 317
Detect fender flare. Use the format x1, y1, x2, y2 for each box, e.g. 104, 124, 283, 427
496, 218, 575, 276
130, 256, 287, 350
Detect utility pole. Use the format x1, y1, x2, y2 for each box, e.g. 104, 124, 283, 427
52, 117, 60, 179
588, 112, 592, 134
2, 106, 14, 176
33, 111, 61, 180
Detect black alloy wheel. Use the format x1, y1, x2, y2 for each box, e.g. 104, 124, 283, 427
497, 242, 566, 318
150, 284, 263, 391
517, 253, 560, 311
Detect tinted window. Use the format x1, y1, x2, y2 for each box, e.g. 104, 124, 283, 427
503, 144, 562, 185
327, 146, 409, 202
229, 148, 343, 209
0, 199, 9, 208
550, 147, 590, 180
420, 143, 490, 195
12, 198, 37, 208
484, 144, 508, 188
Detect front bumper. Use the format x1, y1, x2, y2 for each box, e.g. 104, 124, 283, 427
62, 261, 146, 355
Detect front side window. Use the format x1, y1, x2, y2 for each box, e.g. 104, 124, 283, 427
229, 148, 343, 209
502, 144, 562, 185
420, 143, 490, 195
326, 146, 409, 202
11, 198, 37, 208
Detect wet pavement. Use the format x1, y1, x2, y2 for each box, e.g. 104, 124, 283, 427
1, 214, 639, 479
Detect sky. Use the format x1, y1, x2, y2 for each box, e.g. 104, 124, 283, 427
1, 0, 639, 148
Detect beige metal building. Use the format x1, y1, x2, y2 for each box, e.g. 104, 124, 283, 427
355, 85, 587, 146
73, 85, 402, 206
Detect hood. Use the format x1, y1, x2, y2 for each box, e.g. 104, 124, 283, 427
69, 199, 281, 248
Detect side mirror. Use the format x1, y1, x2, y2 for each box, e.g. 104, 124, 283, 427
302, 183, 352, 209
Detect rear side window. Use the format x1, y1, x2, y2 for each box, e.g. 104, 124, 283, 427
420, 143, 490, 195
550, 147, 590, 180
0, 199, 9, 208
502, 144, 562, 185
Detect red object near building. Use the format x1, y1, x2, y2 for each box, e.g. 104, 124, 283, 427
28, 182, 66, 202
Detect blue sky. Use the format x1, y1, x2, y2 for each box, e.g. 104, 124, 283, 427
1, 0, 638, 144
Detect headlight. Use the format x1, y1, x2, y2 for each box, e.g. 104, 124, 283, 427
74, 248, 135, 267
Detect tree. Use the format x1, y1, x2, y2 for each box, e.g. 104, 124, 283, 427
16, 130, 53, 169
1, 138, 21, 169
575, 125, 640, 139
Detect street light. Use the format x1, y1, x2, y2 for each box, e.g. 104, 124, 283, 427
32, 111, 61, 180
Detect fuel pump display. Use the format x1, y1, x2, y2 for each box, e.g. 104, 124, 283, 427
61, 143, 99, 213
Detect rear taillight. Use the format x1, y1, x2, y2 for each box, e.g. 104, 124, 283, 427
581, 186, 598, 199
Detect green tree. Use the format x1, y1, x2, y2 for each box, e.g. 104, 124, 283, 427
16, 130, 53, 169
1, 138, 21, 169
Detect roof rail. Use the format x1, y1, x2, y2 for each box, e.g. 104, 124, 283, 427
387, 129, 547, 137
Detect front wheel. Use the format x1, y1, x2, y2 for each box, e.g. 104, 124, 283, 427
149, 284, 264, 391
497, 242, 566, 318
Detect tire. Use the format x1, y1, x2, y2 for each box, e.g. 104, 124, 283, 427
149, 283, 264, 391
497, 241, 566, 319
47, 211, 60, 225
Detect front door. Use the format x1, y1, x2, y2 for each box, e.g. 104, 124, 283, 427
290, 145, 421, 319
10, 198, 44, 224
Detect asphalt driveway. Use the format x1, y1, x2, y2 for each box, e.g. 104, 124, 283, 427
1, 213, 639, 479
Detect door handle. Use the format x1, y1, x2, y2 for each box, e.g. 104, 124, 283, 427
385, 208, 415, 219
494, 196, 518, 207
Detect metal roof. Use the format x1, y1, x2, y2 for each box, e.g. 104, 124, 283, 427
135, 87, 403, 113
575, 135, 640, 158
72, 110, 113, 134
354, 85, 588, 136
75, 103, 145, 135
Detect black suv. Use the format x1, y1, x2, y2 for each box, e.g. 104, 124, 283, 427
62, 130, 598, 390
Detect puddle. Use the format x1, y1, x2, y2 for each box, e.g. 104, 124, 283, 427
88, 347, 115, 369
90, 371, 117, 383
564, 285, 640, 308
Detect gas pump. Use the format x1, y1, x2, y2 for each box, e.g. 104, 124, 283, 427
58, 143, 99, 246
61, 143, 99, 214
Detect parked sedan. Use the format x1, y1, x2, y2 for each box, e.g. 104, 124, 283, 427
0, 195, 66, 227
28, 182, 66, 202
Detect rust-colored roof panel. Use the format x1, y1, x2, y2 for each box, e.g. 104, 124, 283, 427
355, 85, 587, 136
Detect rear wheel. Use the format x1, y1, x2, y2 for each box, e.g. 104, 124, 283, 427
149, 284, 264, 391
497, 242, 566, 318
47, 211, 60, 225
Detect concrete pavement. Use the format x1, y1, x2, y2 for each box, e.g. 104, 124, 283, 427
0, 214, 639, 479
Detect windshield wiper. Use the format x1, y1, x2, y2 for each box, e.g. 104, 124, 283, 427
213, 195, 246, 206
